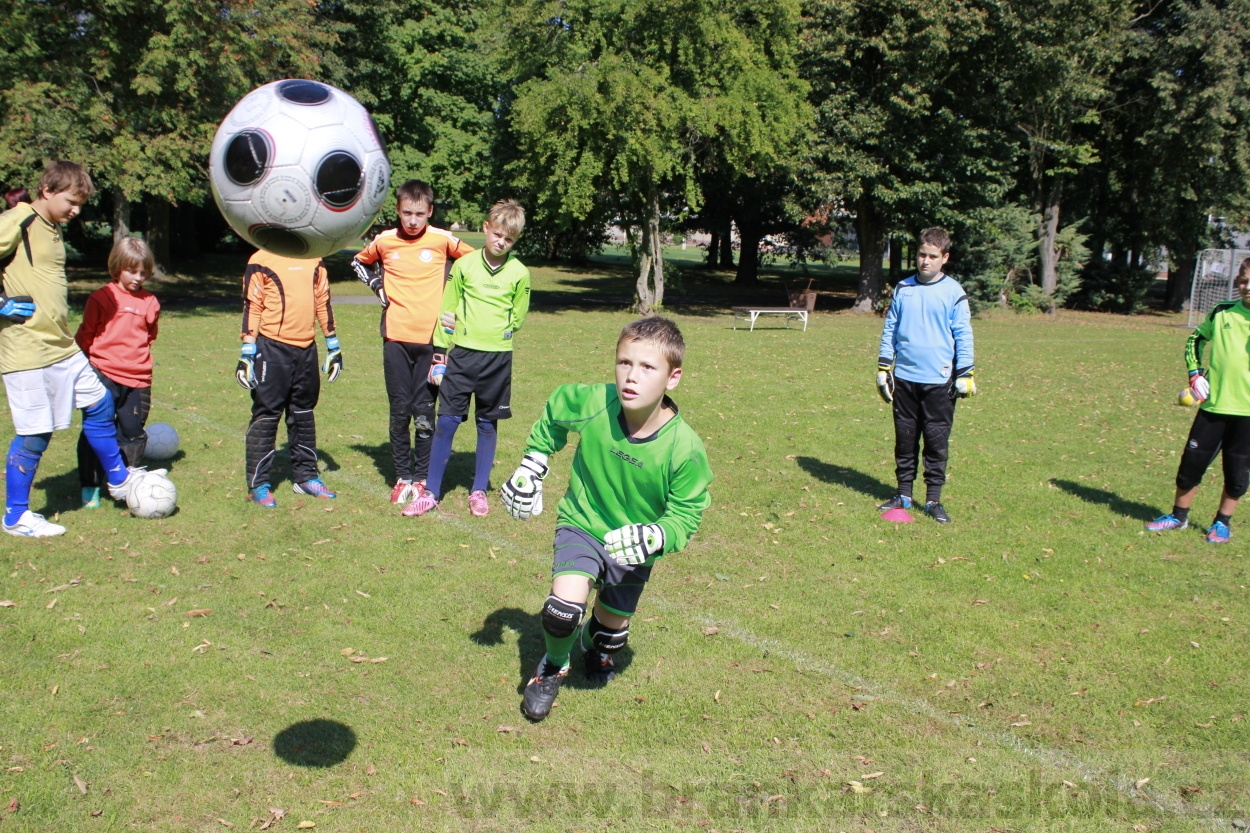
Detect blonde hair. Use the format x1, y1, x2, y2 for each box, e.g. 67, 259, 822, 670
38, 161, 95, 200
108, 237, 155, 280
618, 316, 685, 370
487, 200, 526, 239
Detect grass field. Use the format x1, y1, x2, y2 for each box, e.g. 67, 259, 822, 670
1, 249, 1247, 832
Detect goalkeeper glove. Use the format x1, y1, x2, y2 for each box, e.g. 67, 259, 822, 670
429, 352, 447, 385
501, 452, 548, 520
322, 335, 343, 382
953, 368, 976, 398
0, 293, 35, 324
440, 311, 455, 335
876, 360, 895, 404
1190, 369, 1210, 402
236, 342, 258, 390
604, 523, 666, 566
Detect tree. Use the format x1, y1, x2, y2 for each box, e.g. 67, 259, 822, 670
0, 0, 338, 269
500, 0, 810, 311
803, 0, 1014, 311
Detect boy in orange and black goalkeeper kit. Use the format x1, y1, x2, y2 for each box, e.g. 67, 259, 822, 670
235, 250, 342, 508
351, 180, 474, 505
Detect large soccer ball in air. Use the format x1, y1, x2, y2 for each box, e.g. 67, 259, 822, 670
209, 79, 390, 259
126, 471, 178, 519
144, 422, 180, 461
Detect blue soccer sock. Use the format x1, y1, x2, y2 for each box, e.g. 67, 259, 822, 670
82, 394, 127, 487
5, 434, 49, 526
472, 419, 498, 493
424, 414, 465, 500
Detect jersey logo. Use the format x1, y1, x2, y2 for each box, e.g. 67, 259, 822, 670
611, 447, 644, 468
389, 252, 400, 260
1224, 321, 1232, 329
419, 249, 434, 262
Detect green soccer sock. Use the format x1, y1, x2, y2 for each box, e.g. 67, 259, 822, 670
544, 626, 581, 669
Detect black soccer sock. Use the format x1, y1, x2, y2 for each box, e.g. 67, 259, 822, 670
897, 483, 913, 499
926, 487, 942, 504
1214, 512, 1232, 525
1172, 505, 1189, 523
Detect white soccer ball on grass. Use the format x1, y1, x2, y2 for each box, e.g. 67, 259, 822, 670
126, 471, 178, 519
209, 79, 391, 259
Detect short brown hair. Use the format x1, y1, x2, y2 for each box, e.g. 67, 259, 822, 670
108, 237, 155, 280
38, 161, 95, 200
618, 316, 685, 370
487, 200, 526, 239
395, 179, 434, 208
1237, 258, 1250, 284
919, 226, 951, 255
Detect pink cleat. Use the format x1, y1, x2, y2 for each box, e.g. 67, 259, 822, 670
469, 490, 490, 517
401, 491, 439, 517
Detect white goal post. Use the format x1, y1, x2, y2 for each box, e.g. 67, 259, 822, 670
1188, 249, 1250, 328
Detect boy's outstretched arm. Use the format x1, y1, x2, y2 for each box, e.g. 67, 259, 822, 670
500, 384, 588, 520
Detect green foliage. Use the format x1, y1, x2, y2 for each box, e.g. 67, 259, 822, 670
957, 204, 1087, 314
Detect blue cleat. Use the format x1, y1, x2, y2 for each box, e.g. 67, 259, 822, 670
1145, 514, 1187, 532
293, 478, 336, 499
248, 483, 278, 508
1206, 520, 1231, 544
877, 494, 913, 512
81, 486, 101, 509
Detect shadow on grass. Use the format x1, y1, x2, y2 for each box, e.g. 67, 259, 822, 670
796, 456, 895, 501
33, 467, 83, 517
273, 719, 356, 767
470, 607, 634, 697
350, 442, 479, 493
1049, 479, 1159, 522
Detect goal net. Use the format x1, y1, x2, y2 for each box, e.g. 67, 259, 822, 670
1188, 249, 1250, 328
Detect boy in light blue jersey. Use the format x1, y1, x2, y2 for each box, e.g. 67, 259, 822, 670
875, 227, 975, 523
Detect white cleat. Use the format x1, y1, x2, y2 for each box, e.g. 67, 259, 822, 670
3, 510, 66, 538
107, 466, 165, 502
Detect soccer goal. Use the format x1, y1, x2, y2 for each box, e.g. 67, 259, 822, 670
1187, 249, 1250, 327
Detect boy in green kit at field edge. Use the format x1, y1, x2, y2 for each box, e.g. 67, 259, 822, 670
500, 316, 713, 721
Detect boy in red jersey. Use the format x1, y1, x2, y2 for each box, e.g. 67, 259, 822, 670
75, 237, 161, 508
351, 180, 474, 504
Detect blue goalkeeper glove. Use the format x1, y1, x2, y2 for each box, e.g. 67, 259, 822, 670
0, 293, 35, 324
236, 342, 257, 390
604, 523, 666, 566
322, 335, 343, 382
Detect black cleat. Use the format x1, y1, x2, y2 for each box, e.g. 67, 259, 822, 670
877, 494, 914, 512
521, 655, 568, 721
924, 501, 952, 524
583, 648, 617, 683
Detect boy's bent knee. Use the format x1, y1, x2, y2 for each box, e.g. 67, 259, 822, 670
541, 595, 585, 638
10, 433, 51, 459
82, 393, 114, 424
585, 614, 629, 653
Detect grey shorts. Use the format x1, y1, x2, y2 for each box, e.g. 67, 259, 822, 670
552, 526, 653, 617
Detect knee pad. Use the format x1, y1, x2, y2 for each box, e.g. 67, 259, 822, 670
9, 433, 50, 467
414, 414, 434, 440
541, 595, 586, 639
585, 614, 629, 653
20, 433, 51, 454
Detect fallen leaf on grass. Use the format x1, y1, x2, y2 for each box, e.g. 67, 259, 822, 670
231, 737, 253, 746
1134, 778, 1150, 789
317, 800, 343, 807
0, 601, 16, 607
297, 823, 315, 830
701, 741, 711, 753
340, 648, 354, 656
1135, 696, 1166, 707
365, 764, 377, 775
1180, 785, 1203, 795
185, 609, 211, 618
972, 599, 989, 606
6, 767, 22, 773
73, 773, 87, 794
216, 820, 234, 829
5, 798, 16, 812
861, 772, 884, 780
409, 797, 426, 806
496, 726, 515, 733
191, 640, 212, 653
1063, 780, 1078, 789
453, 738, 468, 747
348, 656, 387, 664
702, 627, 719, 636
1069, 688, 1087, 696
163, 597, 177, 607
433, 788, 450, 795
90, 809, 102, 817
355, 591, 371, 598
1010, 721, 1031, 727
846, 781, 872, 794
46, 598, 57, 610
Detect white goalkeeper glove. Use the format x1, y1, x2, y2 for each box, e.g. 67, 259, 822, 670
322, 335, 343, 383
501, 452, 548, 520
236, 342, 257, 390
1190, 370, 1209, 402
604, 523, 666, 566
876, 360, 895, 404
953, 368, 976, 398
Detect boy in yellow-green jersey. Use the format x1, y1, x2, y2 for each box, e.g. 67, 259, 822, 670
1147, 259, 1250, 543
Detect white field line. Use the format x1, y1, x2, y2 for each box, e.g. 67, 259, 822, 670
154, 398, 1222, 824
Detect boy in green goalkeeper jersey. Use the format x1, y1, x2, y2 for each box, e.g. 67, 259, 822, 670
1147, 259, 1250, 543
501, 316, 713, 721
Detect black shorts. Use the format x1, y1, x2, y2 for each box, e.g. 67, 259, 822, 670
551, 526, 653, 617
1176, 408, 1250, 498
437, 346, 513, 420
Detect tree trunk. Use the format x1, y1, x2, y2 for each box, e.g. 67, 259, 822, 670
706, 230, 720, 269
1038, 178, 1063, 299
1168, 249, 1196, 311
735, 219, 761, 284
718, 220, 734, 268
147, 196, 171, 276
635, 184, 664, 313
112, 189, 131, 243
888, 234, 902, 283
852, 194, 887, 313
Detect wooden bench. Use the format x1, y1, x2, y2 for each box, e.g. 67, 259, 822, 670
731, 307, 809, 331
